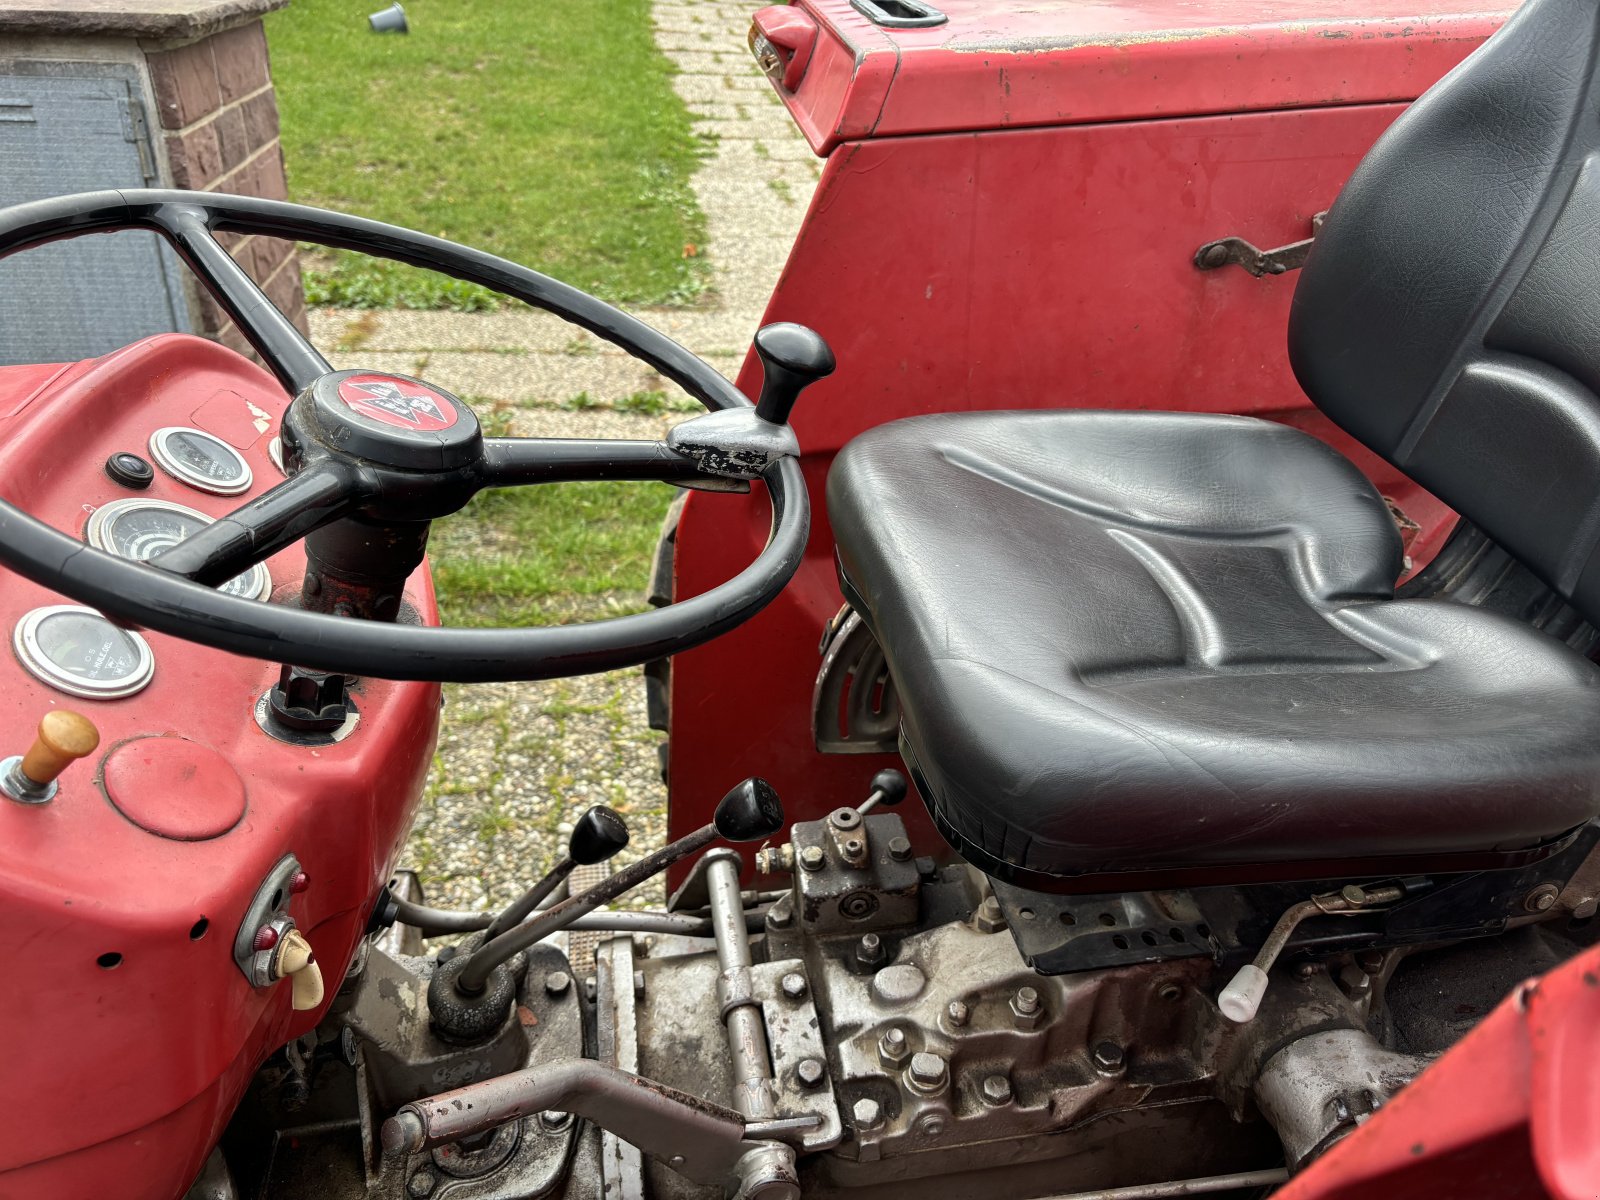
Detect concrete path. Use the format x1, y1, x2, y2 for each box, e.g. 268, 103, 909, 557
316, 0, 817, 914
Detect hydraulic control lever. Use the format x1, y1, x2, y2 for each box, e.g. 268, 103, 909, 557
431, 779, 785, 1036
481, 805, 630, 941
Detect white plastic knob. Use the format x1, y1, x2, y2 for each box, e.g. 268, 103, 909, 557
274, 929, 325, 1012
1218, 964, 1269, 1024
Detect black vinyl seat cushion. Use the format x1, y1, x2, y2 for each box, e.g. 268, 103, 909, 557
827, 410, 1600, 884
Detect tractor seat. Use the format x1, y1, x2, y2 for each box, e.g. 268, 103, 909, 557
827, 410, 1600, 887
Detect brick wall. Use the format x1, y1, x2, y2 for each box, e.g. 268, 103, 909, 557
147, 18, 308, 357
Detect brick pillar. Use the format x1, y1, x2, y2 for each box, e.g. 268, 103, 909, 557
0, 0, 306, 363
148, 16, 309, 354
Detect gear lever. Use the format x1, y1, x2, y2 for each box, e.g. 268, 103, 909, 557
480, 805, 630, 941
431, 779, 785, 1036
856, 767, 907, 816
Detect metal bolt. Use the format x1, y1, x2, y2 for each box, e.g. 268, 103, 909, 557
915, 1112, 946, 1137
981, 1074, 1013, 1106
887, 835, 913, 862
1295, 962, 1322, 980
799, 845, 826, 872
945, 999, 970, 1028
781, 971, 808, 1000
973, 895, 1006, 934
545, 970, 572, 997
843, 837, 865, 857
633, 970, 646, 998
406, 1171, 436, 1198
1092, 1040, 1125, 1075
1010, 985, 1043, 1029
878, 1026, 910, 1067
907, 1052, 949, 1094
855, 932, 886, 969
1198, 243, 1230, 269
852, 1097, 884, 1131
796, 1058, 827, 1089
829, 807, 861, 830
765, 894, 795, 930
539, 1109, 573, 1132
1341, 884, 1369, 907
1525, 883, 1561, 913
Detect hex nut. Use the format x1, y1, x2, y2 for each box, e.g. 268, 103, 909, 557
945, 999, 970, 1028
799, 845, 826, 872
981, 1074, 1013, 1106
1525, 883, 1561, 913
544, 970, 571, 997
852, 1097, 884, 1131
781, 971, 808, 1000
888, 835, 913, 862
855, 933, 886, 969
973, 895, 1006, 934
878, 1027, 910, 1068
1010, 985, 1043, 1029
539, 1109, 573, 1132
796, 1058, 827, 1089
907, 1052, 949, 1095
1092, 1040, 1126, 1075
406, 1171, 436, 1198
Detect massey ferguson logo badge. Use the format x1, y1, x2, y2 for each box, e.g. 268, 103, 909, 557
337, 375, 459, 432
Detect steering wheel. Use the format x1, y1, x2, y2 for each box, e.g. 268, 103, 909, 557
0, 190, 835, 682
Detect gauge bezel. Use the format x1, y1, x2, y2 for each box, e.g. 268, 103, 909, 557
148, 426, 253, 495
13, 604, 156, 700
84, 498, 272, 602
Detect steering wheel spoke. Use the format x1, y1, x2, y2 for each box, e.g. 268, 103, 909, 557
479, 437, 739, 490
155, 205, 330, 395
149, 461, 365, 588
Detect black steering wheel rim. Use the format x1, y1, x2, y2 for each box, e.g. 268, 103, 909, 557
0, 189, 808, 682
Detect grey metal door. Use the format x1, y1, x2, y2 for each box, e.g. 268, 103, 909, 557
0, 64, 191, 366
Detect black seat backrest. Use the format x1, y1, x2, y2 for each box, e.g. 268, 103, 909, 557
1289, 0, 1600, 623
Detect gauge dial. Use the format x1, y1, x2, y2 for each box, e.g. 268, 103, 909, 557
14, 605, 155, 699
149, 426, 253, 495
85, 499, 271, 601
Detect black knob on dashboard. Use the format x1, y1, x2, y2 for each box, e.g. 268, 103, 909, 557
569, 805, 630, 865
753, 322, 835, 425
713, 777, 786, 842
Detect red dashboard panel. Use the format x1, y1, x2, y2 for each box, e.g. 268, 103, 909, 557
0, 335, 441, 1200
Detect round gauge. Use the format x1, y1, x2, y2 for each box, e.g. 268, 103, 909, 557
267, 436, 286, 476
149, 426, 253, 495
84, 498, 271, 601
14, 605, 155, 699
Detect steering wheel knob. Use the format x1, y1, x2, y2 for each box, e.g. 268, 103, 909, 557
753, 322, 835, 425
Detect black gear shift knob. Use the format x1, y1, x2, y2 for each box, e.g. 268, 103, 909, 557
868, 769, 907, 807
713, 777, 786, 842
569, 805, 630, 865
753, 322, 835, 426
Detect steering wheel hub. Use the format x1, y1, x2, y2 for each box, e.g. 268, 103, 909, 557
294, 370, 482, 471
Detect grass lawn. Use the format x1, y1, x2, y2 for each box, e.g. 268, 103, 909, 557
265, 0, 710, 310
430, 480, 676, 626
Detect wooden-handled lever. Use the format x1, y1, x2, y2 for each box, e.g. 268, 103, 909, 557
4, 710, 100, 804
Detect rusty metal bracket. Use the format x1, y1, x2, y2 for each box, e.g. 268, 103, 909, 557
1195, 212, 1327, 277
